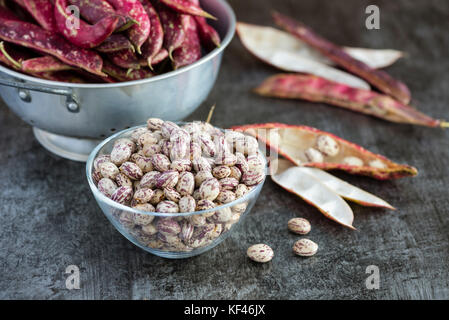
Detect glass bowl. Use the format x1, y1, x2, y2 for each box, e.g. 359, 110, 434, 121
86, 125, 266, 259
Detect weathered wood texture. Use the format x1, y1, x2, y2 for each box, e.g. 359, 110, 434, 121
0, 0, 448, 299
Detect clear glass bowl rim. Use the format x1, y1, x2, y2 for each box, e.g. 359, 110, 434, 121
86, 124, 267, 218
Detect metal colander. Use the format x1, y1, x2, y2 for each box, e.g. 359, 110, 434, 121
0, 0, 236, 161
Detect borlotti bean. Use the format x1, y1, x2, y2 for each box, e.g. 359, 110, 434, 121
287, 218, 311, 235
93, 119, 266, 252
293, 239, 318, 257
247, 244, 274, 263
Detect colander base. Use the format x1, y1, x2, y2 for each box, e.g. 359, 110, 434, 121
33, 127, 101, 162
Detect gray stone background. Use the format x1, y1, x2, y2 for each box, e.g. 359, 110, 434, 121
0, 0, 448, 299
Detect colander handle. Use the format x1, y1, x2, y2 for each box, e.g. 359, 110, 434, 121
0, 77, 80, 113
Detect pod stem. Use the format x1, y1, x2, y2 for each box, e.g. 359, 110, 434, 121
0, 42, 22, 69
147, 58, 154, 71
203, 12, 217, 21
206, 104, 216, 123
168, 49, 174, 62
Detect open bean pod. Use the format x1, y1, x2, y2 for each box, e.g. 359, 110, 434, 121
236, 22, 403, 70
232, 123, 418, 180
275, 161, 395, 210
271, 159, 355, 229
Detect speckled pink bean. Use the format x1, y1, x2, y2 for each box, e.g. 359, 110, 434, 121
119, 212, 134, 228
133, 188, 154, 203
111, 139, 135, 165
156, 217, 181, 235
186, 234, 208, 248
215, 152, 237, 167
150, 189, 165, 205
192, 157, 212, 172
131, 154, 153, 173
110, 145, 132, 166
229, 166, 242, 181
209, 224, 223, 240
158, 233, 182, 246
133, 212, 155, 225
216, 190, 236, 204
170, 135, 189, 161
235, 184, 249, 198
164, 187, 181, 203
199, 178, 220, 201
156, 170, 179, 189
114, 138, 136, 152
92, 170, 103, 184
199, 133, 216, 157
235, 152, 249, 174
232, 202, 248, 214
214, 135, 231, 154
147, 118, 164, 130
138, 132, 158, 147
97, 178, 118, 198
236, 136, 258, 155
152, 130, 163, 141
161, 121, 180, 138
150, 154, 171, 172
189, 214, 207, 227
247, 244, 274, 263
212, 165, 231, 179
190, 224, 215, 243
111, 186, 133, 204
293, 239, 318, 257
120, 162, 143, 180
140, 171, 161, 189
179, 195, 196, 212
247, 153, 265, 172
100, 162, 120, 180
225, 130, 245, 144
182, 122, 201, 135
141, 223, 157, 235
160, 140, 172, 158
242, 170, 265, 186
170, 128, 190, 142
211, 207, 233, 223
196, 199, 215, 217
94, 155, 111, 171
190, 142, 202, 160
116, 173, 133, 187
132, 203, 156, 213
143, 143, 161, 157
179, 220, 194, 241
156, 200, 180, 213
170, 159, 192, 172
219, 177, 239, 191
176, 171, 195, 196
194, 170, 213, 188
245, 136, 259, 155
130, 127, 149, 143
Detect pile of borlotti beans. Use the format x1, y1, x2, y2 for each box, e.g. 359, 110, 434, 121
92, 119, 266, 252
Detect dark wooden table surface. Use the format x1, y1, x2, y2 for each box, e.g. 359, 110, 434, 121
1, 0, 448, 299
